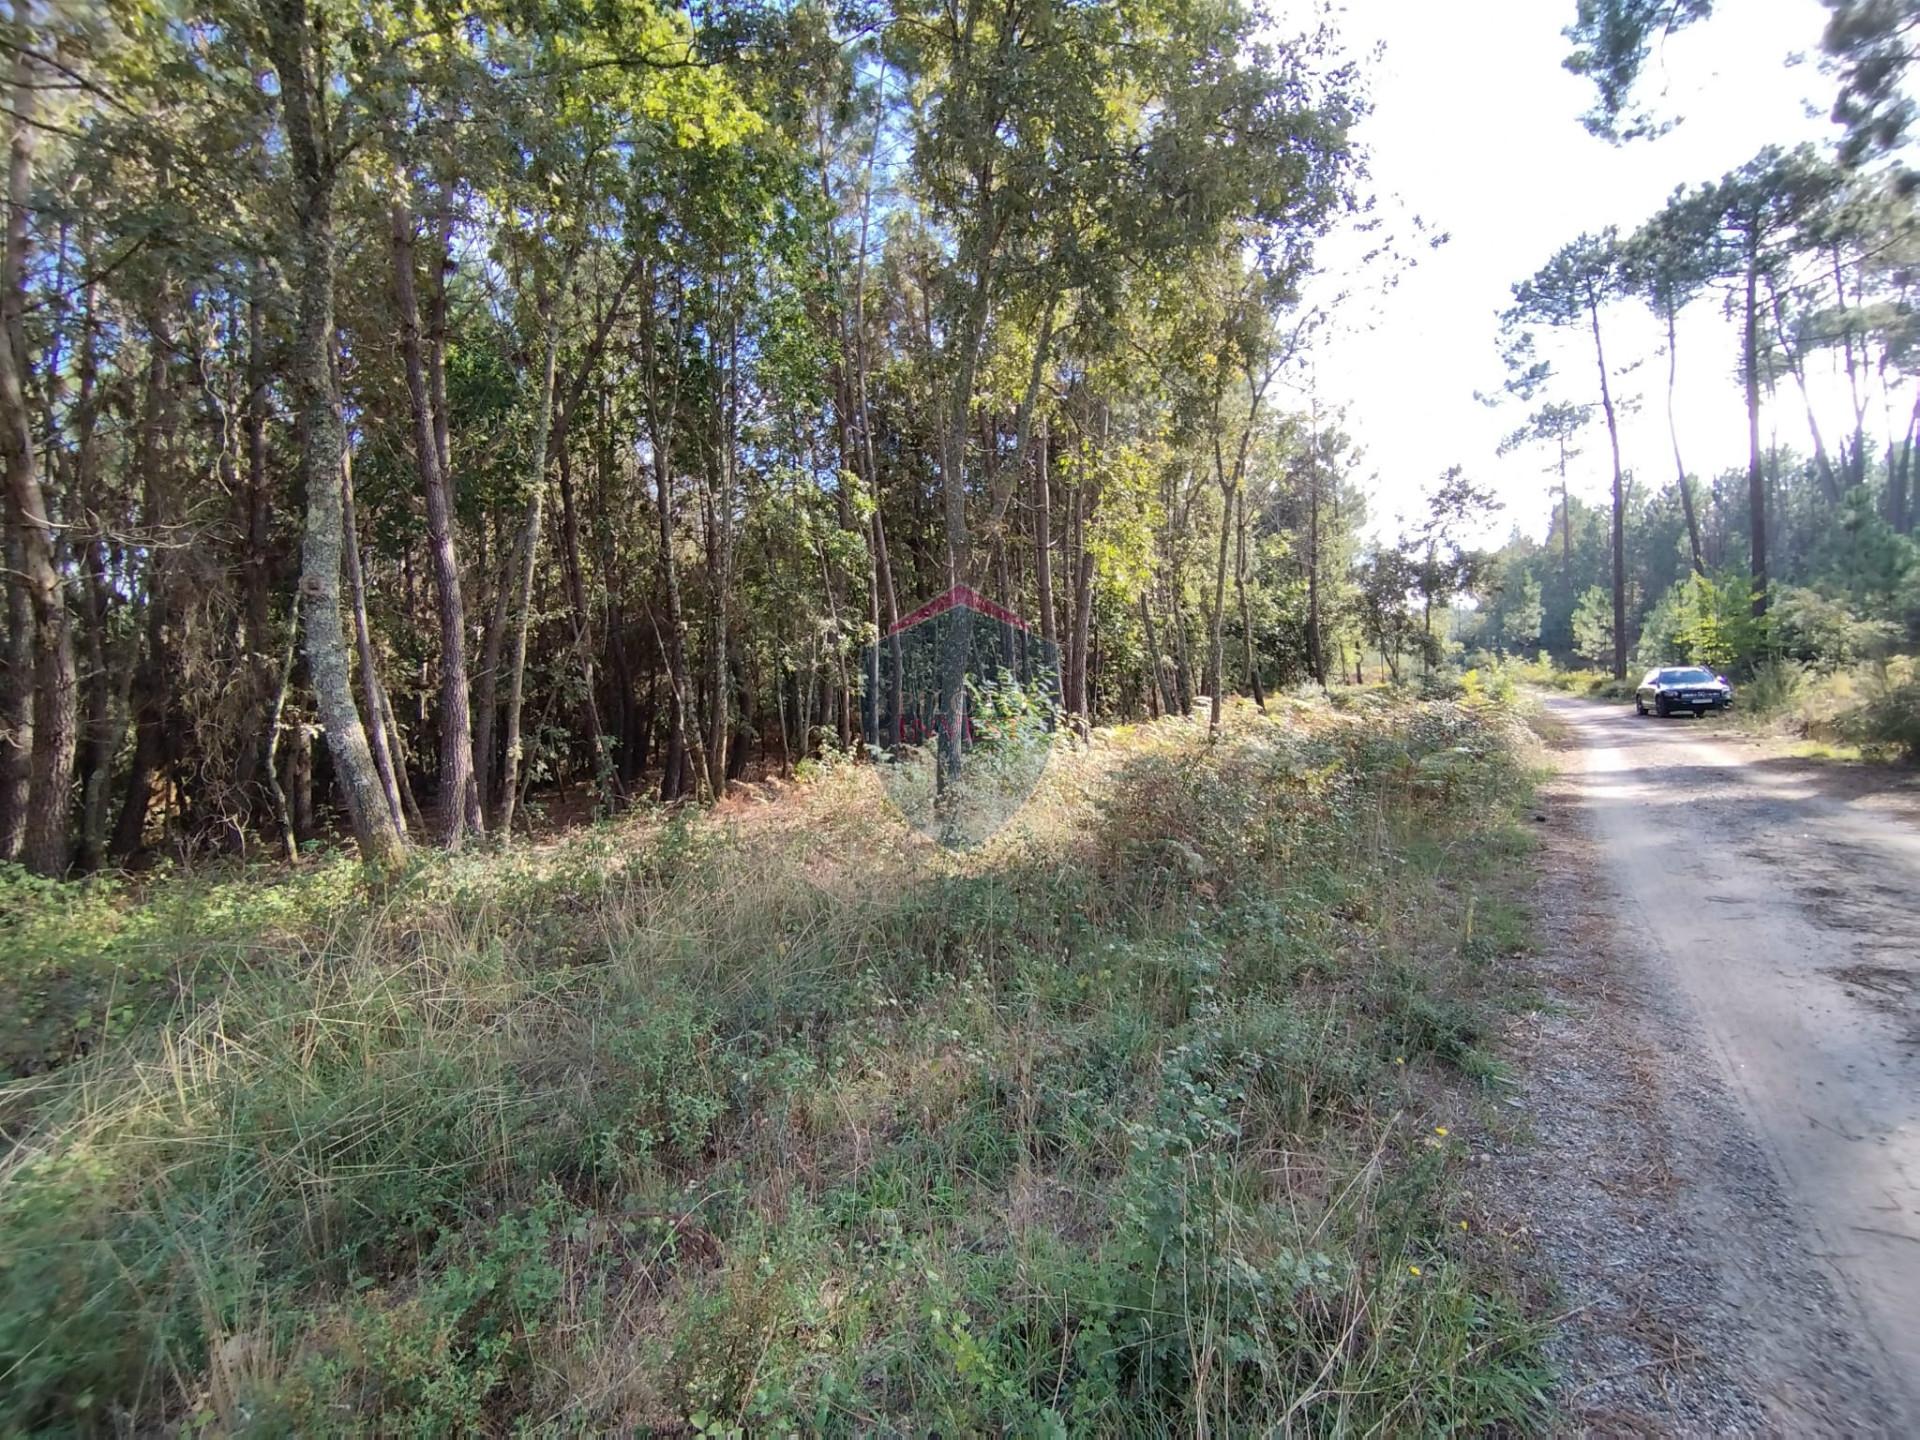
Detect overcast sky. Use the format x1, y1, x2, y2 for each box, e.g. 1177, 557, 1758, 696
1295, 0, 1842, 545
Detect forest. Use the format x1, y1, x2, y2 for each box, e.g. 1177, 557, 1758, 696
0, 0, 1384, 878
2, 0, 1919, 1432
1467, 0, 1920, 747
1473, 151, 1920, 705
3, 0, 1911, 879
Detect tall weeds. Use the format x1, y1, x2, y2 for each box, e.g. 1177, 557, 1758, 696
0, 698, 1549, 1434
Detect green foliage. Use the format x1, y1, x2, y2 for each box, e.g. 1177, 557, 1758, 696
1570, 586, 1616, 667
1771, 585, 1899, 667
1636, 567, 1767, 673
1840, 657, 1920, 758
1562, 0, 1715, 139
1738, 656, 1807, 717
0, 701, 1550, 1434
1504, 570, 1546, 653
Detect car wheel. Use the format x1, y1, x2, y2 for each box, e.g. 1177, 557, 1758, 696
1635, 698, 1647, 715
1655, 696, 1670, 718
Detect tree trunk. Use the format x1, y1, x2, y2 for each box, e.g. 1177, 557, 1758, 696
264, 592, 301, 863
232, 263, 276, 819
65, 261, 112, 869
378, 677, 423, 831
76, 531, 123, 873
703, 302, 739, 800
1070, 486, 1095, 729
638, 271, 709, 803
1557, 437, 1572, 578
498, 286, 564, 840
872, 508, 903, 749
1, 51, 74, 875
1664, 303, 1705, 575
1892, 392, 1918, 535
390, 184, 480, 844
0, 502, 29, 859
426, 193, 454, 480
340, 451, 408, 835
1306, 466, 1325, 689
1744, 236, 1769, 617
1761, 274, 1843, 506
288, 719, 313, 842
1033, 417, 1057, 649
110, 680, 162, 859
473, 514, 513, 818
1234, 489, 1262, 706
1140, 590, 1167, 718
1207, 477, 1234, 736
1168, 580, 1194, 716
1587, 296, 1629, 679
264, 0, 407, 874
555, 445, 611, 794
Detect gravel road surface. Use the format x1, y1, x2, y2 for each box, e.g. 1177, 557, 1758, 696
1500, 697, 1918, 1435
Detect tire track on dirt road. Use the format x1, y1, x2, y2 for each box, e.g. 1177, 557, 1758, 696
1497, 697, 1917, 1434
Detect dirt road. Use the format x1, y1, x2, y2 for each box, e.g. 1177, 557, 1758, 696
1527, 696, 1919, 1433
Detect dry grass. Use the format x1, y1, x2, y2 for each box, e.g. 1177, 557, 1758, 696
0, 695, 1553, 1435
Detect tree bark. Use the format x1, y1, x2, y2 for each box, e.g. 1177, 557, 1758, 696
340, 451, 408, 835
1766, 277, 1841, 505
1663, 303, 1705, 575
110, 326, 178, 861
1207, 475, 1234, 735
637, 268, 708, 802
264, 592, 301, 864
498, 284, 563, 839
264, 0, 407, 874
0, 49, 74, 875
231, 262, 277, 819
472, 514, 513, 817
1557, 436, 1572, 578
1236, 485, 1267, 710
0, 501, 29, 859
1069, 484, 1095, 728
1140, 590, 1166, 718
1743, 234, 1770, 617
555, 444, 611, 794
390, 186, 481, 843
1587, 295, 1629, 679
701, 296, 739, 800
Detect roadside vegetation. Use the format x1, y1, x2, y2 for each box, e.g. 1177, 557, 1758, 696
1492, 652, 1920, 762
1, 695, 1550, 1434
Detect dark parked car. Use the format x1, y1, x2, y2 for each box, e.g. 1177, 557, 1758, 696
1635, 666, 1733, 717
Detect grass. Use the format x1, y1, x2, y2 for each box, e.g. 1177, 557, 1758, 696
1727, 654, 1920, 762
1502, 660, 1634, 703
0, 695, 1553, 1435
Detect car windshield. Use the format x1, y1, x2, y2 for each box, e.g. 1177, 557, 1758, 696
1657, 668, 1716, 684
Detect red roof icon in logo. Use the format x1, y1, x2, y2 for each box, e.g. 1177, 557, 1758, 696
887, 584, 1030, 637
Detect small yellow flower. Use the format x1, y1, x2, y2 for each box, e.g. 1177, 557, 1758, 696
1458, 1220, 1469, 1231
1408, 1265, 1421, 1276
1393, 1056, 1405, 1066
1434, 1126, 1449, 1137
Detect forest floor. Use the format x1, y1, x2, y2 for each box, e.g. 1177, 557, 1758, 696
1493, 697, 1919, 1435
1, 693, 1559, 1434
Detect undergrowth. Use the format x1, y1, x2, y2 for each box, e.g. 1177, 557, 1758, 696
0, 696, 1551, 1435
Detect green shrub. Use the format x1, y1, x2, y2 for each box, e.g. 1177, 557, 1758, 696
1738, 656, 1806, 718
0, 700, 1551, 1434
1771, 586, 1899, 668
1636, 568, 1767, 674
1840, 658, 1920, 759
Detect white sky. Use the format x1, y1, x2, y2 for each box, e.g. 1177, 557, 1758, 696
1296, 0, 1842, 545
